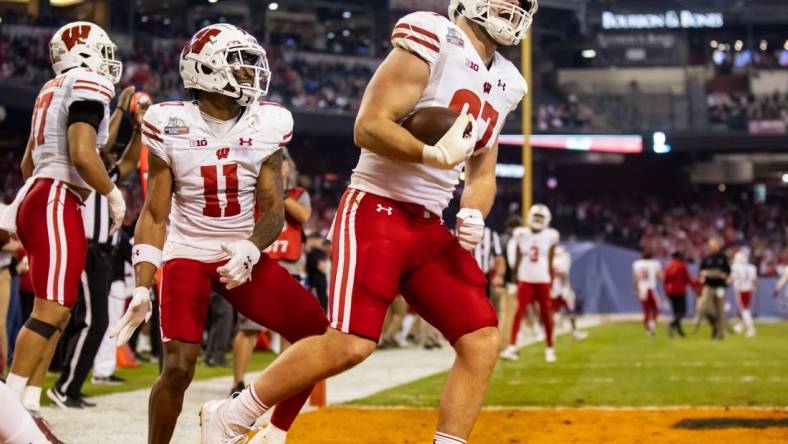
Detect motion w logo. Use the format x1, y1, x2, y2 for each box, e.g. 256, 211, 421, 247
62, 25, 91, 50
216, 148, 231, 160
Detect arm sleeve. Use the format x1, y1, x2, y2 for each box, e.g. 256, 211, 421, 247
140, 106, 169, 166
67, 101, 105, 131
391, 12, 442, 71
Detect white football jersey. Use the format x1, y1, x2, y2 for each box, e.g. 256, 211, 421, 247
351, 11, 527, 215
30, 67, 114, 190
551, 250, 571, 299
633, 259, 662, 297
142, 100, 293, 262
731, 262, 757, 292
514, 227, 560, 284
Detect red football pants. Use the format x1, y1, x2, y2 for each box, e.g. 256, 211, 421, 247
511, 282, 554, 347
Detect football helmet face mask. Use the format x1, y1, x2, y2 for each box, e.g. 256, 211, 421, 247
180, 24, 270, 106
449, 0, 538, 46
49, 21, 122, 83
527, 204, 551, 231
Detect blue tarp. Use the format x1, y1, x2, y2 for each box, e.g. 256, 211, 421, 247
566, 241, 785, 318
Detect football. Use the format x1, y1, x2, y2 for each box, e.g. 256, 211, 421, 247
400, 106, 460, 146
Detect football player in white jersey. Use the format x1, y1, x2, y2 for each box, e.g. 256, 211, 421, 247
203, 2, 538, 443
501, 204, 560, 363
632, 252, 664, 336
551, 245, 588, 341
107, 24, 328, 444
0, 21, 126, 441
731, 250, 758, 337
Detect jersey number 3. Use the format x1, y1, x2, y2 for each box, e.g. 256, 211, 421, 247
201, 163, 240, 218
448, 89, 500, 151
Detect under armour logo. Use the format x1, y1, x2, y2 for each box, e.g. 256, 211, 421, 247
483, 82, 492, 94
376, 204, 392, 216
239, 137, 253, 146
216, 147, 231, 160
498, 79, 507, 91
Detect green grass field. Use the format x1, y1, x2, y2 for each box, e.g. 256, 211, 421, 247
352, 321, 788, 408
41, 351, 276, 405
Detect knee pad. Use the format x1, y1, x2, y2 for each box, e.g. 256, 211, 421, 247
24, 317, 60, 339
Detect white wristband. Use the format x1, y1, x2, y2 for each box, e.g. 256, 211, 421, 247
132, 244, 163, 268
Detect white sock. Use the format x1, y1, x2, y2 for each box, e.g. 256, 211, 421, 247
399, 314, 417, 340
434, 431, 467, 444
741, 310, 754, 331
222, 386, 270, 433
5, 373, 28, 400
260, 424, 288, 444
22, 386, 42, 412
0, 382, 48, 444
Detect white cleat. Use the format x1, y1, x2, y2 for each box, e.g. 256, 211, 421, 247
499, 346, 519, 362
200, 399, 251, 444
245, 424, 288, 444
572, 330, 588, 341
545, 348, 557, 363
745, 329, 756, 338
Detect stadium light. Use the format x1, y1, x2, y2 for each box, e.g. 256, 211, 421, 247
782, 173, 788, 183
342, 11, 352, 19
581, 49, 597, 59
269, 2, 279, 10
208, 0, 218, 3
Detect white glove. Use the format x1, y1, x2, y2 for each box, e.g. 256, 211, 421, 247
217, 240, 261, 290
106, 185, 126, 235
456, 208, 485, 251
109, 287, 152, 346
422, 104, 478, 169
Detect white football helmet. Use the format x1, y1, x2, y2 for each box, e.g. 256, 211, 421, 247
733, 249, 749, 265
449, 0, 538, 46
527, 204, 551, 231
180, 24, 270, 107
49, 21, 122, 83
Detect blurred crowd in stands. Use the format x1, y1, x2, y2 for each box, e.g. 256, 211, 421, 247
535, 94, 593, 131
0, 31, 376, 114
708, 91, 788, 131
549, 195, 787, 276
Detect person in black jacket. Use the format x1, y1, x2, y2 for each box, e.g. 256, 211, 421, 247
698, 238, 731, 340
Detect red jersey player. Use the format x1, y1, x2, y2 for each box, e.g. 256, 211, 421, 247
0, 21, 126, 441
107, 24, 328, 444
502, 204, 560, 363
202, 2, 538, 443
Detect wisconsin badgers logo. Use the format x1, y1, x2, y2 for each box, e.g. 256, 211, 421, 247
62, 25, 92, 51
216, 148, 231, 160
183, 28, 221, 56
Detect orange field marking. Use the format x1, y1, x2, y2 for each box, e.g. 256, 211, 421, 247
288, 407, 788, 443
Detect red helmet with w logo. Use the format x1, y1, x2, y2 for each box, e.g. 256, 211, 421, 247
49, 21, 122, 83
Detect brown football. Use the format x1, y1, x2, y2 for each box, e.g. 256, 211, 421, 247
401, 107, 460, 146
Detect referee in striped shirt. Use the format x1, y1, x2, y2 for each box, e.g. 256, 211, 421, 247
48, 89, 146, 408
473, 227, 506, 298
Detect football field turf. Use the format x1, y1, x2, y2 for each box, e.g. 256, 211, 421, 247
352, 321, 788, 408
